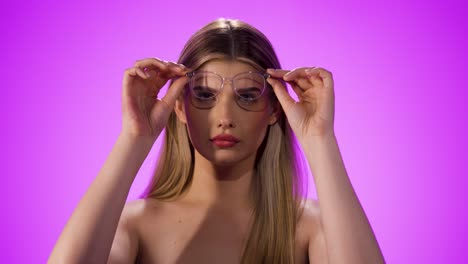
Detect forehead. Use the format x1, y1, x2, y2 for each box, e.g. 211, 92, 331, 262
197, 59, 258, 78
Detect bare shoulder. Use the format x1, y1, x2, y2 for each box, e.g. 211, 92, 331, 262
300, 198, 329, 263
295, 198, 322, 246
302, 198, 320, 213
107, 199, 161, 264
122, 199, 153, 218
122, 199, 145, 216
122, 197, 169, 217
299, 198, 322, 231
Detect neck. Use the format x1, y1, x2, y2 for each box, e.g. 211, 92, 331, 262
179, 150, 256, 211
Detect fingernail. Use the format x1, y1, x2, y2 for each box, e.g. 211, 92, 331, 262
305, 67, 318, 75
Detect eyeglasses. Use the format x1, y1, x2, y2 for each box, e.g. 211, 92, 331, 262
185, 71, 272, 111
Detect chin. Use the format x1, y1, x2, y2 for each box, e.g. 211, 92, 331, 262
210, 154, 244, 167
198, 149, 253, 168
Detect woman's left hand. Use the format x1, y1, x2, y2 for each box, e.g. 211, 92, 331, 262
266, 67, 335, 140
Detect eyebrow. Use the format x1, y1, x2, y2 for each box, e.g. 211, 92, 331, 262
192, 86, 218, 91
236, 87, 263, 93
234, 77, 264, 86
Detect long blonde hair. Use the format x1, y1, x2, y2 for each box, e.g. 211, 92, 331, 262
141, 18, 308, 263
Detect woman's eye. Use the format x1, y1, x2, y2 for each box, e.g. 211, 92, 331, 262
238, 93, 257, 100
196, 92, 215, 99
237, 87, 262, 102
193, 86, 216, 99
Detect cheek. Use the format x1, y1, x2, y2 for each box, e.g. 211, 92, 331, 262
184, 104, 209, 143
246, 113, 272, 142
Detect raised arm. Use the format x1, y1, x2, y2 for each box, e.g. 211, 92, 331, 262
267, 67, 385, 263
48, 58, 189, 263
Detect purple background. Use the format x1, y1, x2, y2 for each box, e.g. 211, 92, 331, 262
3, 0, 467, 263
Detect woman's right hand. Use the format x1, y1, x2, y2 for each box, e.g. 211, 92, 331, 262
121, 58, 190, 139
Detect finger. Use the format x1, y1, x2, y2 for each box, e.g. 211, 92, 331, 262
266, 68, 290, 78
134, 58, 184, 79
134, 58, 169, 71
135, 58, 190, 76
167, 61, 188, 74
122, 67, 145, 96
285, 68, 329, 92
144, 60, 189, 89
161, 61, 190, 79
283, 67, 314, 82
286, 67, 334, 86
310, 68, 334, 89
144, 60, 188, 80
160, 75, 189, 109
135, 67, 149, 79
289, 81, 305, 98
270, 68, 316, 93
304, 68, 327, 91
124, 67, 138, 77
266, 77, 296, 110
287, 77, 314, 92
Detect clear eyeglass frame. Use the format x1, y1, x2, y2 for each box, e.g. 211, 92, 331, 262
186, 71, 270, 99
185, 70, 272, 111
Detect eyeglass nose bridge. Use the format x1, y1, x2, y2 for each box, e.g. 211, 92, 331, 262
219, 76, 235, 92
218, 73, 271, 90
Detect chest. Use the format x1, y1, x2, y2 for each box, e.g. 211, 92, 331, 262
135, 208, 309, 263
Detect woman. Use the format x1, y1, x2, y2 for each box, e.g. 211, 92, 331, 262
49, 18, 384, 263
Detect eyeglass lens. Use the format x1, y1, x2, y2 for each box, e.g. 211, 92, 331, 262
188, 72, 270, 111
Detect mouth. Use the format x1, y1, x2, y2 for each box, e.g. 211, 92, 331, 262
210, 134, 240, 148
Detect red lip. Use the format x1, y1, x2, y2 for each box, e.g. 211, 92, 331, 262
210, 134, 240, 142
210, 134, 240, 148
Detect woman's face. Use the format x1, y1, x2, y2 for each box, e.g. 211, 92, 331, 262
175, 59, 278, 166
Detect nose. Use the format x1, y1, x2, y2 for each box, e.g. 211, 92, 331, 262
218, 118, 235, 128
215, 80, 237, 129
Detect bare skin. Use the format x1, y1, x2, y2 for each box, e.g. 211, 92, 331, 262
49, 57, 383, 263
107, 197, 324, 263
106, 60, 330, 263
